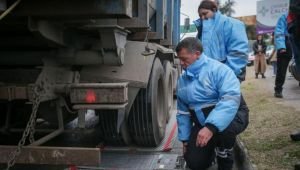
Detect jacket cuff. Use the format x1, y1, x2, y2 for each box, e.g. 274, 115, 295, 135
205, 123, 218, 135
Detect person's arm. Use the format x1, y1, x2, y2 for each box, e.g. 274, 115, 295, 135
275, 14, 288, 51
204, 66, 241, 133
224, 20, 249, 78
176, 95, 192, 142
193, 19, 202, 40
253, 42, 258, 53
263, 43, 267, 54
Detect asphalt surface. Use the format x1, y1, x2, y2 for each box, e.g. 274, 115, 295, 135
258, 65, 300, 112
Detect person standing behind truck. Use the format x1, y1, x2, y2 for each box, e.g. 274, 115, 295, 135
194, 0, 249, 82
253, 34, 267, 79
274, 13, 293, 98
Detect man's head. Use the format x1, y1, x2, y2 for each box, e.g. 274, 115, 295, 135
198, 0, 218, 20
257, 34, 263, 41
176, 37, 203, 69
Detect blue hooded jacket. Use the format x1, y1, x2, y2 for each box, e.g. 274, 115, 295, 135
274, 13, 288, 50
193, 11, 248, 80
176, 53, 241, 141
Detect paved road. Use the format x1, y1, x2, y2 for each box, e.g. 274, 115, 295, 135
255, 65, 300, 112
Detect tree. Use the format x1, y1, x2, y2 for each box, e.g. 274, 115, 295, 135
219, 0, 236, 17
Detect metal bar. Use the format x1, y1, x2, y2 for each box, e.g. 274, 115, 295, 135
4, 102, 11, 130
70, 83, 128, 89
161, 0, 174, 46
0, 86, 28, 101
118, 0, 149, 29
9, 128, 56, 133
0, 146, 100, 166
73, 103, 128, 110
12, 0, 132, 19
29, 100, 64, 146
155, 0, 165, 39
29, 129, 63, 146
77, 110, 86, 129
8, 128, 96, 134
172, 0, 181, 45
128, 32, 163, 40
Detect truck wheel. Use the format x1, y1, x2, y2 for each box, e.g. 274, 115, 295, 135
128, 58, 167, 146
96, 109, 131, 146
163, 61, 174, 121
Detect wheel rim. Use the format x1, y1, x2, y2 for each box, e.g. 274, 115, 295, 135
156, 76, 165, 139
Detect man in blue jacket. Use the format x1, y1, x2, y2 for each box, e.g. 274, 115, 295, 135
274, 13, 293, 98
176, 37, 249, 170
194, 0, 248, 82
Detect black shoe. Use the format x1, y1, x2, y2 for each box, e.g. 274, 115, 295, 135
262, 74, 266, 79
290, 131, 300, 141
274, 91, 283, 98
255, 73, 258, 79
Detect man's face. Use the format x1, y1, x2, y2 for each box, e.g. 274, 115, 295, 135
177, 48, 200, 69
257, 35, 262, 41
198, 9, 215, 20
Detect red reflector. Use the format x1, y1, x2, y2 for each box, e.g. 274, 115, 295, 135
69, 165, 78, 170
85, 90, 96, 103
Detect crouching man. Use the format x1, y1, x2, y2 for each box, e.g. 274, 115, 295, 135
176, 37, 249, 170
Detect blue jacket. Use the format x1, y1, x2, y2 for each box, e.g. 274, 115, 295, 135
193, 11, 248, 78
176, 54, 241, 141
274, 13, 288, 50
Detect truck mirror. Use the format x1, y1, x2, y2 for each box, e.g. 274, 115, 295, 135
184, 18, 190, 31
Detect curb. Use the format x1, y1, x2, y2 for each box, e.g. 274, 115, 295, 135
234, 137, 257, 170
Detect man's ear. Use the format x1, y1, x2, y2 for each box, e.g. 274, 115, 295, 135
195, 51, 201, 58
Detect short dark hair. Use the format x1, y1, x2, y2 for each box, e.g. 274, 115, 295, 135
198, 0, 218, 12
176, 37, 203, 53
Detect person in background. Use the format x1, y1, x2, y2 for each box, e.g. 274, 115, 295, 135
253, 34, 267, 79
274, 13, 293, 98
176, 37, 248, 170
270, 33, 277, 77
194, 0, 248, 82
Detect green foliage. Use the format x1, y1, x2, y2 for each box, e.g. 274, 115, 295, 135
219, 0, 236, 16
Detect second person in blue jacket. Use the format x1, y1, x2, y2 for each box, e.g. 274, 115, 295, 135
274, 13, 293, 98
194, 0, 249, 82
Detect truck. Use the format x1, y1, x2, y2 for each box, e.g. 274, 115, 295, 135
0, 0, 182, 168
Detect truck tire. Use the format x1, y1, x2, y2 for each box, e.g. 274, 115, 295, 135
128, 58, 167, 146
163, 61, 174, 121
97, 109, 131, 146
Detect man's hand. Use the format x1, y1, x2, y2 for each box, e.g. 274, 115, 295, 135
196, 127, 213, 147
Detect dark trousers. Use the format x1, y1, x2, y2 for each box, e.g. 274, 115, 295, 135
275, 51, 292, 93
184, 96, 249, 170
